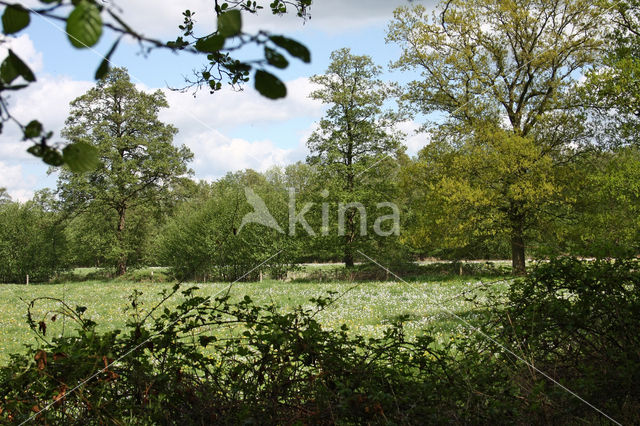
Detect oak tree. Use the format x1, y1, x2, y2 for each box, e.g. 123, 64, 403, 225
388, 0, 604, 273
56, 68, 193, 275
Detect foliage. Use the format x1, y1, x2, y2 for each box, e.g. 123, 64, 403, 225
538, 147, 640, 257
56, 68, 193, 275
0, 0, 312, 166
579, 0, 640, 145
487, 257, 640, 422
0, 286, 457, 424
307, 48, 405, 267
2, 258, 638, 423
388, 0, 604, 273
156, 170, 298, 281
0, 201, 67, 283
63, 204, 162, 272
401, 126, 558, 263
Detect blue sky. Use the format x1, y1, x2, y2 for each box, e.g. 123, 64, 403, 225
0, 0, 433, 201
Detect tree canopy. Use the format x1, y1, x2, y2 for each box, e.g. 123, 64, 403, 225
388, 0, 605, 273
307, 48, 404, 267
56, 68, 193, 275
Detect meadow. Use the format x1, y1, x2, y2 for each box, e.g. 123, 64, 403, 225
0, 264, 512, 364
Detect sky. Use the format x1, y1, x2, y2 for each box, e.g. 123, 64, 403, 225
0, 0, 435, 201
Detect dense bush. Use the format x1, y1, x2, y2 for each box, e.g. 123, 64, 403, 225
489, 257, 640, 422
155, 173, 299, 282
0, 287, 466, 424
0, 202, 68, 283
1, 258, 637, 424
435, 257, 640, 424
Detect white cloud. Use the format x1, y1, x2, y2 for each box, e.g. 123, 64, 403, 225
396, 120, 428, 155
158, 76, 321, 177
105, 0, 436, 38
186, 129, 295, 178
0, 161, 37, 202
0, 70, 321, 195
0, 33, 43, 73
159, 77, 322, 134
243, 0, 437, 33
0, 75, 93, 161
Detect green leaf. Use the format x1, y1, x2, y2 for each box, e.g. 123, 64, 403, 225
27, 144, 45, 158
264, 47, 289, 69
24, 120, 42, 139
95, 37, 121, 80
2, 83, 27, 90
269, 35, 310, 63
217, 10, 242, 37
0, 50, 35, 84
63, 142, 100, 172
2, 4, 30, 34
254, 69, 286, 99
195, 34, 225, 53
43, 149, 64, 167
66, 1, 103, 48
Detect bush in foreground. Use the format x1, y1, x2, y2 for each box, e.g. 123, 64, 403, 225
0, 258, 638, 424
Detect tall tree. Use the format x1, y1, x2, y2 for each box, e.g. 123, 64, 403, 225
307, 48, 403, 267
388, 0, 603, 273
57, 68, 193, 275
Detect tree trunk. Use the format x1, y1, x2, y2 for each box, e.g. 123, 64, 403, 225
511, 230, 526, 276
344, 247, 355, 268
116, 204, 127, 276
344, 208, 355, 268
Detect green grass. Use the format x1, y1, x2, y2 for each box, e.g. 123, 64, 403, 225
0, 275, 512, 364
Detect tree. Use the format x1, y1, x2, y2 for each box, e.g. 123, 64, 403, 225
306, 48, 403, 267
156, 170, 298, 281
0, 0, 311, 167
57, 68, 193, 275
539, 147, 640, 257
388, 0, 603, 274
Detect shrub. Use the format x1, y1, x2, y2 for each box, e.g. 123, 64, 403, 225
0, 287, 466, 424
0, 202, 68, 283
490, 257, 640, 422
155, 177, 299, 282
1, 258, 637, 424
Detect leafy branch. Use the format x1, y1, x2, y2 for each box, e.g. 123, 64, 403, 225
0, 0, 312, 170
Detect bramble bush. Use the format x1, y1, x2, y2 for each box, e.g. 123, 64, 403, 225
0, 286, 464, 424
488, 257, 640, 422
0, 258, 638, 424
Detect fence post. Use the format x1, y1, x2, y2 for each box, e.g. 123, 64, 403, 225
26, 274, 29, 285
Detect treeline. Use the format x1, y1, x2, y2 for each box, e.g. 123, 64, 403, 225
1, 143, 638, 283
1, 0, 639, 282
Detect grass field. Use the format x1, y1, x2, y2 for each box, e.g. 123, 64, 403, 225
0, 266, 512, 364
